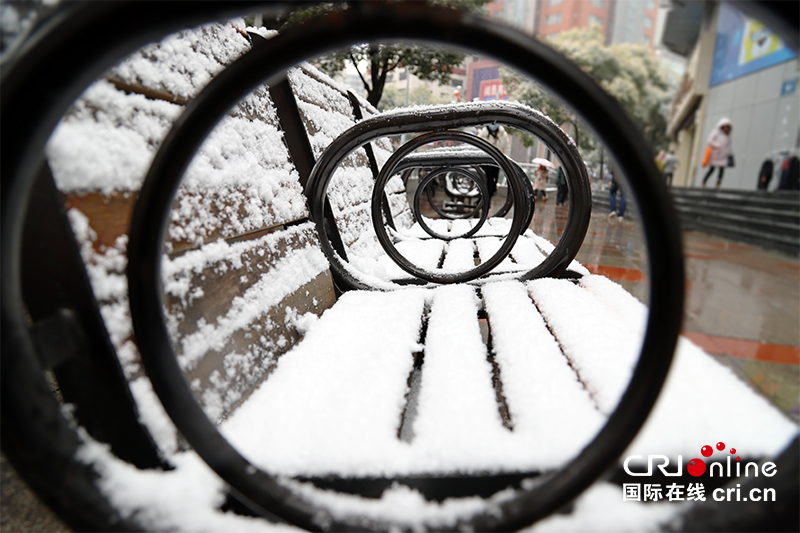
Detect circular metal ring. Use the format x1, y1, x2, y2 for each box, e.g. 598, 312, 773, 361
0, 3, 683, 530
308, 102, 589, 291
371, 130, 525, 284
423, 168, 483, 220
412, 166, 490, 239
123, 6, 683, 528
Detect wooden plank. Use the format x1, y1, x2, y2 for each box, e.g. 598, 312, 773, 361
65, 192, 136, 252
106, 75, 188, 105
219, 289, 429, 476
527, 277, 638, 415
163, 224, 327, 340
482, 281, 605, 467
64, 187, 305, 257
185, 268, 336, 422
411, 285, 507, 471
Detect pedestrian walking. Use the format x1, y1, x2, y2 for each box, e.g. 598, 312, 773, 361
608, 161, 626, 220
533, 163, 549, 203
663, 151, 679, 186
477, 124, 511, 199
555, 166, 568, 205
701, 118, 733, 189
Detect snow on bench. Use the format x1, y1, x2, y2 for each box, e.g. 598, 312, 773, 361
42, 17, 797, 531
216, 273, 796, 482
44, 20, 408, 423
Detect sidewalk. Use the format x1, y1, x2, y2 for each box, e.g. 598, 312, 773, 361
536, 199, 799, 421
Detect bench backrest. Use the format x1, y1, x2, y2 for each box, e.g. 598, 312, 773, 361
45, 21, 412, 421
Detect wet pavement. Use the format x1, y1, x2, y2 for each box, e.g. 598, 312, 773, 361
532, 192, 800, 422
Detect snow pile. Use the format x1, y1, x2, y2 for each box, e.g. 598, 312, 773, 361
47, 79, 184, 195
107, 21, 253, 102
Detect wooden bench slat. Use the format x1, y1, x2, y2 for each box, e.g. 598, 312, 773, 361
527, 278, 641, 415
482, 281, 605, 467
162, 223, 326, 340
185, 269, 335, 422
508, 235, 548, 270
440, 238, 476, 272
410, 285, 508, 472
219, 289, 429, 476
476, 237, 517, 271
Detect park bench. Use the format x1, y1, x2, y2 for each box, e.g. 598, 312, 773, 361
3, 3, 796, 532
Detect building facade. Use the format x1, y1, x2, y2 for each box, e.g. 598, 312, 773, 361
536, 0, 613, 41
609, 0, 659, 48
665, 2, 798, 190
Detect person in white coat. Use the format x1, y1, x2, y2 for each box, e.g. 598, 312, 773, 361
477, 124, 511, 199
702, 118, 733, 189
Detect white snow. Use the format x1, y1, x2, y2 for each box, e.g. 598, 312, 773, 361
38, 15, 797, 533
47, 80, 183, 194
107, 22, 253, 101
410, 285, 506, 465
527, 277, 641, 414
220, 289, 429, 477
176, 242, 328, 372
482, 281, 605, 464
284, 480, 516, 529
527, 483, 683, 532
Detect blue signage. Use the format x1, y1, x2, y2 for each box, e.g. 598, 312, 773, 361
709, 3, 796, 87
781, 78, 798, 97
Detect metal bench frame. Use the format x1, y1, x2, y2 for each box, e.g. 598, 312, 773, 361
2, 2, 685, 531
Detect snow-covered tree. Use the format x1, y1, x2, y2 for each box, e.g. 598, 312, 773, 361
503, 26, 676, 155
278, 1, 488, 107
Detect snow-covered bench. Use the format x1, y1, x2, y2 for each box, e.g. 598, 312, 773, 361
45, 22, 419, 422
5, 4, 797, 531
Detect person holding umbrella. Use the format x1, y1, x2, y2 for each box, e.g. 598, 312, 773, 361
531, 157, 553, 203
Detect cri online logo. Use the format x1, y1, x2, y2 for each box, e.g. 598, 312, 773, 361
624, 442, 778, 478
688, 441, 738, 476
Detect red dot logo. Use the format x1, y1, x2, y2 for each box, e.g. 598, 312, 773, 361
716, 442, 725, 451
736, 456, 741, 461
701, 445, 713, 457
687, 458, 706, 477
730, 448, 736, 454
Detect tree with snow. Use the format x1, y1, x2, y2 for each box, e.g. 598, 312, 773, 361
277, 1, 488, 107
503, 26, 676, 156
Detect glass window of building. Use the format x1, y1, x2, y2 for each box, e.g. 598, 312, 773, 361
547, 0, 563, 5
644, 17, 653, 29
590, 0, 604, 7
588, 14, 603, 27
546, 12, 562, 26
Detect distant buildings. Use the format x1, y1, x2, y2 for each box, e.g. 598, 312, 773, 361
536, 0, 614, 44
377, 1, 667, 109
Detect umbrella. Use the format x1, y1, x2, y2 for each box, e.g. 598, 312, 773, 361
531, 158, 555, 169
